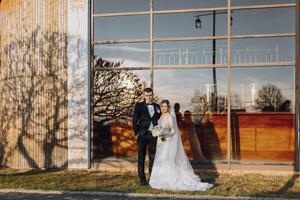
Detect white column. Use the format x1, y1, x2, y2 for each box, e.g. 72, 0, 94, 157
67, 0, 90, 169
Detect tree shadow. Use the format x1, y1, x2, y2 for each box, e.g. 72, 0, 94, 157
277, 174, 300, 193
231, 111, 241, 160
195, 116, 225, 162
248, 174, 300, 199
0, 168, 64, 177
0, 26, 70, 169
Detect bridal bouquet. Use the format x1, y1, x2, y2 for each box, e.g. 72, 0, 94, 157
151, 125, 166, 142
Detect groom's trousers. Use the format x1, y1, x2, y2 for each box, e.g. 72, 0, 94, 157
137, 132, 157, 182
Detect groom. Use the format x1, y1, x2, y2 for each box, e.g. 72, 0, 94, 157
132, 87, 161, 185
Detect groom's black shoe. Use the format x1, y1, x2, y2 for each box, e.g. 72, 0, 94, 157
140, 179, 148, 186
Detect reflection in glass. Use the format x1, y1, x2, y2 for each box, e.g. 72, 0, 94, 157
154, 40, 227, 66
155, 12, 227, 38
154, 0, 226, 10
231, 67, 295, 112
154, 69, 227, 161
94, 43, 150, 68
231, 67, 295, 162
232, 8, 295, 35
92, 63, 151, 158
232, 0, 295, 6
93, 0, 149, 14
231, 37, 295, 64
94, 15, 150, 41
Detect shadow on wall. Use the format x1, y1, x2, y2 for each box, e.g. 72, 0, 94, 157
0, 26, 74, 168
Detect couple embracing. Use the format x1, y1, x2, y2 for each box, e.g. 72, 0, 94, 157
132, 87, 213, 191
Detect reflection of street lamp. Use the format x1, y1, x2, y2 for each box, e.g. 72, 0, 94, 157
195, 11, 233, 111
195, 17, 201, 29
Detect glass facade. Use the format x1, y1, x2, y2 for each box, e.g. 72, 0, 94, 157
91, 0, 297, 167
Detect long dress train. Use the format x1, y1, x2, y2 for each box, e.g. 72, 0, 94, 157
149, 113, 213, 191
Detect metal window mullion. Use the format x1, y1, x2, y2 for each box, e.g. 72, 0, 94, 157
93, 11, 150, 17
93, 38, 150, 45
155, 64, 227, 69
227, 0, 232, 170
295, 0, 300, 172
231, 33, 296, 39
94, 64, 226, 71
231, 3, 296, 11
93, 62, 295, 71
92, 3, 296, 18
231, 61, 295, 68
150, 0, 154, 88
153, 7, 227, 15
87, 0, 94, 169
154, 36, 227, 42
93, 33, 296, 45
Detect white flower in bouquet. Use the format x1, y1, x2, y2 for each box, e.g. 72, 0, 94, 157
152, 125, 162, 137
152, 125, 166, 142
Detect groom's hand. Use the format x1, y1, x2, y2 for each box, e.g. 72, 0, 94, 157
135, 134, 140, 139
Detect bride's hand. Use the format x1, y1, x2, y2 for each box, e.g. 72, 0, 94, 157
159, 134, 166, 142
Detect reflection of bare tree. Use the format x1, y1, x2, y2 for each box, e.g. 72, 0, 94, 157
255, 84, 290, 112
191, 89, 226, 123
92, 57, 146, 158
0, 27, 68, 168
93, 57, 146, 124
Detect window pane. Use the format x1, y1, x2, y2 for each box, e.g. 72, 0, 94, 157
94, 0, 149, 14
154, 0, 226, 10
95, 43, 150, 68
232, 8, 295, 35
231, 67, 295, 162
231, 37, 295, 65
154, 40, 227, 66
93, 68, 150, 158
155, 12, 227, 38
154, 69, 228, 161
94, 15, 150, 41
232, 0, 295, 6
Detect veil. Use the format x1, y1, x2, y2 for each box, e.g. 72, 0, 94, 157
169, 105, 202, 182
169, 106, 180, 136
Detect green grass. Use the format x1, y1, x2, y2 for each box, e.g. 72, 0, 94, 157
1, 168, 300, 198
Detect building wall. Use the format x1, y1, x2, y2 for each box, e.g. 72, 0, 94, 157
0, 0, 68, 168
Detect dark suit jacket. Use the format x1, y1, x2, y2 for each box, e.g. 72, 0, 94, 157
132, 101, 161, 137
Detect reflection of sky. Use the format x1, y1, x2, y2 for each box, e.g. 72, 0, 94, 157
154, 40, 227, 65
231, 37, 295, 63
94, 15, 149, 41
94, 0, 149, 13
132, 70, 151, 86
95, 5, 295, 40
95, 43, 150, 67
231, 67, 295, 110
93, 0, 296, 110
155, 13, 227, 38
153, 69, 228, 111
232, 8, 295, 35
150, 67, 294, 112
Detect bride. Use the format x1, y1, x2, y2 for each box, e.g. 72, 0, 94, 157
149, 99, 213, 191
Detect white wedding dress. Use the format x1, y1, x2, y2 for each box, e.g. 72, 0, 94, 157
149, 111, 213, 191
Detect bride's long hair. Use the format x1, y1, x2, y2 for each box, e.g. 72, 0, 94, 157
160, 99, 170, 108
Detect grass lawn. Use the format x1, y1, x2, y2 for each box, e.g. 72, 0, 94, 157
0, 168, 300, 198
